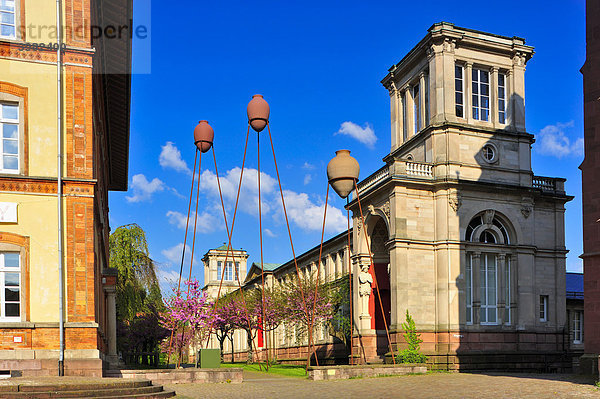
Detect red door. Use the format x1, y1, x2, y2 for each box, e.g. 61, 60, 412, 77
370, 263, 391, 331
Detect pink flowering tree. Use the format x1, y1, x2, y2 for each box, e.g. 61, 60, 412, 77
160, 279, 210, 365
227, 288, 286, 364
210, 297, 237, 362
280, 272, 334, 367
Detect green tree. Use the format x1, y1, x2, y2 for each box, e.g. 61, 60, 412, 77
110, 224, 166, 360
109, 223, 161, 321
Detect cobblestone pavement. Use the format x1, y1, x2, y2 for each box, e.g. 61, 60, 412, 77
168, 371, 600, 399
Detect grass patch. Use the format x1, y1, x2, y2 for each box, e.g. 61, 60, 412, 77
221, 362, 307, 378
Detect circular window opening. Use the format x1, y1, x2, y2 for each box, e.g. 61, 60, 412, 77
482, 144, 497, 163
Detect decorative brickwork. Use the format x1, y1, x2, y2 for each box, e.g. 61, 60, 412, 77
66, 197, 95, 322
65, 67, 93, 179
65, 0, 91, 47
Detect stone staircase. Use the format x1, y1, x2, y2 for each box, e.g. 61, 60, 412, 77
0, 379, 175, 398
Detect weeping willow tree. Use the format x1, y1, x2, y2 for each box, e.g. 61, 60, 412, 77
110, 224, 167, 362
109, 224, 162, 323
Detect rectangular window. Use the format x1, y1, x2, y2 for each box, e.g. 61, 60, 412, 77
472, 68, 490, 121
480, 253, 497, 324
235, 262, 239, 280
466, 255, 473, 324
424, 74, 429, 126
0, 0, 16, 39
505, 258, 511, 325
455, 65, 464, 117
0, 252, 20, 321
413, 83, 420, 134
540, 295, 548, 322
498, 73, 506, 124
0, 103, 19, 173
225, 262, 233, 281
402, 92, 407, 141
573, 310, 583, 344
217, 261, 222, 280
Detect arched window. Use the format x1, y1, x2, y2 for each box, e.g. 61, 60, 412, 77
465, 211, 510, 244
464, 210, 513, 327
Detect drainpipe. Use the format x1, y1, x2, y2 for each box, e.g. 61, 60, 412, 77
56, 0, 65, 377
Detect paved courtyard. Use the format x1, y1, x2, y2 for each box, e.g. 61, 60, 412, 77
168, 371, 600, 398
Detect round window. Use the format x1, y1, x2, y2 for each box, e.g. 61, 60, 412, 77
482, 144, 497, 163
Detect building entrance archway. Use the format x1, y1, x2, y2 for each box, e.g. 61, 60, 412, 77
369, 217, 391, 357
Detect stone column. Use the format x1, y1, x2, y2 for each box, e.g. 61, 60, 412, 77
105, 286, 118, 366
490, 67, 499, 128
465, 62, 473, 124
404, 86, 414, 138
419, 72, 426, 131
511, 53, 527, 131
497, 253, 506, 325
389, 83, 399, 151
472, 252, 481, 325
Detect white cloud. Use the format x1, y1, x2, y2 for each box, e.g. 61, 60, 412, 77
161, 243, 197, 267
279, 190, 347, 233
166, 210, 222, 234
302, 162, 315, 170
159, 141, 191, 174
156, 269, 181, 294
200, 167, 277, 216
537, 121, 583, 158
196, 166, 347, 233
304, 174, 312, 185
334, 121, 377, 148
126, 174, 165, 203
264, 228, 276, 238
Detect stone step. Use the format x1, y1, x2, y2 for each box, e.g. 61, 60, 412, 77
0, 378, 174, 398
0, 385, 164, 398
84, 390, 176, 399
0, 380, 152, 393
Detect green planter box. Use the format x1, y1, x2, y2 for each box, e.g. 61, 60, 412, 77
197, 349, 221, 368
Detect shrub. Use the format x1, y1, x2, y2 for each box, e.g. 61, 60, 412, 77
396, 310, 428, 364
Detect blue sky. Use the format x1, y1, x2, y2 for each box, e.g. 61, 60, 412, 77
109, 0, 587, 290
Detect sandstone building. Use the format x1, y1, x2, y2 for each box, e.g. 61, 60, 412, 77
204, 23, 573, 370
0, 0, 132, 376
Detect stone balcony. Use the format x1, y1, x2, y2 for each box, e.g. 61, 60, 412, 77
356, 161, 566, 196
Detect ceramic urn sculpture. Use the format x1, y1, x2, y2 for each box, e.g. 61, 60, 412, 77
327, 150, 360, 199
247, 94, 270, 132
193, 120, 214, 153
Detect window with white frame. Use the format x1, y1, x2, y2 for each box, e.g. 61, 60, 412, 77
424, 74, 429, 125
0, 252, 20, 321
573, 310, 583, 344
217, 261, 222, 280
402, 92, 407, 141
498, 73, 507, 124
235, 262, 239, 280
540, 295, 548, 322
472, 68, 490, 121
413, 83, 420, 134
455, 64, 464, 117
0, 0, 16, 39
480, 253, 497, 324
224, 262, 234, 281
505, 258, 511, 325
0, 103, 19, 173
466, 256, 473, 324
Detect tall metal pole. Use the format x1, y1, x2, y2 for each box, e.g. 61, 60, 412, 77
56, 0, 65, 377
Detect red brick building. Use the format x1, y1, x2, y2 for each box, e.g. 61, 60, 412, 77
0, 0, 132, 376
581, 0, 600, 375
